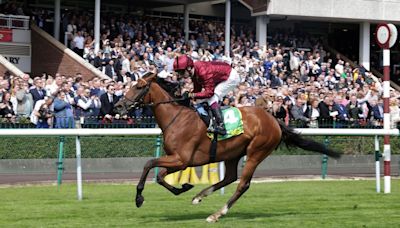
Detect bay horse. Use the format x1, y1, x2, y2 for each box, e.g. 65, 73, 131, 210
114, 72, 340, 223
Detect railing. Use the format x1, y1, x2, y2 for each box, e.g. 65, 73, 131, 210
0, 127, 398, 200
1, 116, 397, 129
0, 14, 30, 30
64, 31, 71, 47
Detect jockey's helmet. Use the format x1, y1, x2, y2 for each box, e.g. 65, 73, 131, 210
173, 55, 194, 71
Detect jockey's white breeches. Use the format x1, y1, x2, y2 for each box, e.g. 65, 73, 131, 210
198, 69, 241, 105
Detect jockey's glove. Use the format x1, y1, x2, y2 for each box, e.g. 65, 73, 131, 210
182, 91, 194, 100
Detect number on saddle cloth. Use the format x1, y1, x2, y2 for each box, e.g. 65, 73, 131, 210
195, 104, 244, 141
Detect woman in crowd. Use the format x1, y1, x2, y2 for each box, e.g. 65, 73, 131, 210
0, 92, 15, 122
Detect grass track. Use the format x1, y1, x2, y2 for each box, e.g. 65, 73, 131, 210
0, 180, 399, 227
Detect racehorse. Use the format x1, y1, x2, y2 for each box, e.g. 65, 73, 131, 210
114, 72, 340, 223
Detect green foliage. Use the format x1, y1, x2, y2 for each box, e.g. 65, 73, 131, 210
0, 135, 399, 159
0, 136, 158, 159
0, 181, 399, 227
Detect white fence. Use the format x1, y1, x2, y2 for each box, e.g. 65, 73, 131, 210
0, 14, 30, 30
0, 128, 398, 200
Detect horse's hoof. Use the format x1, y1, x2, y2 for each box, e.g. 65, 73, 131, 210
136, 195, 144, 208
192, 197, 202, 205
206, 215, 218, 223
182, 183, 194, 191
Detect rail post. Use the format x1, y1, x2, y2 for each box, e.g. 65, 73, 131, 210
56, 136, 65, 185
321, 136, 329, 179
76, 136, 83, 201
153, 135, 162, 182
374, 135, 381, 193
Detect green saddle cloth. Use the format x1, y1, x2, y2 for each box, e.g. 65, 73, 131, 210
207, 107, 244, 141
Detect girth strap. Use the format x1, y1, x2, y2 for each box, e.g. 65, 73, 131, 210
209, 131, 218, 163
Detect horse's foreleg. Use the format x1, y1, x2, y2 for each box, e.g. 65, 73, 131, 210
192, 159, 239, 205
136, 155, 187, 208
157, 168, 194, 195
206, 158, 259, 223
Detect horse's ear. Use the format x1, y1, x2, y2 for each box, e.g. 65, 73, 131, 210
137, 78, 148, 88
149, 72, 158, 81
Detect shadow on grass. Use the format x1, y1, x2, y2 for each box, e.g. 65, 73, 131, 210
157, 211, 319, 221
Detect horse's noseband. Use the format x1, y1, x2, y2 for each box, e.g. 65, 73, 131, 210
126, 81, 151, 110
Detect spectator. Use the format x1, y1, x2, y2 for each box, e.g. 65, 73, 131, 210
105, 60, 116, 79
16, 82, 33, 119
369, 99, 383, 126
307, 98, 320, 128
100, 84, 119, 122
255, 90, 272, 112
291, 98, 309, 127
272, 96, 286, 120
32, 96, 54, 128
389, 98, 400, 128
53, 91, 74, 128
346, 95, 363, 127
0, 92, 15, 122
30, 77, 47, 107
73, 31, 85, 57
317, 97, 332, 126
332, 95, 349, 128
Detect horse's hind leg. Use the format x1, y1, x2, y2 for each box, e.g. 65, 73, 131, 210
206, 156, 262, 223
136, 155, 188, 208
192, 158, 239, 205
157, 168, 194, 195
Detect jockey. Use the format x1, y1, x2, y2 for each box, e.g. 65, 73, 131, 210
173, 55, 241, 135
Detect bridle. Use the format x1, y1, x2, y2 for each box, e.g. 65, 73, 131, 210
123, 77, 188, 133
124, 78, 186, 111
124, 79, 152, 109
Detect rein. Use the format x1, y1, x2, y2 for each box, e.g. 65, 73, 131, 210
125, 79, 190, 133
127, 80, 186, 109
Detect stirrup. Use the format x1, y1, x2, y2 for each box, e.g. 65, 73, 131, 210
207, 126, 215, 133
207, 118, 215, 133
214, 125, 227, 135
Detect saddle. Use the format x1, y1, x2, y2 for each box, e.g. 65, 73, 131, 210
196, 103, 244, 162
196, 103, 244, 141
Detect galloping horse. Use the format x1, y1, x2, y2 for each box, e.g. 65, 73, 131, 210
114, 72, 340, 222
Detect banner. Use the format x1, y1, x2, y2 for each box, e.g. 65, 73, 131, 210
0, 29, 12, 42
3, 55, 31, 73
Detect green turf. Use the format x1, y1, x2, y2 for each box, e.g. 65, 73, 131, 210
0, 180, 399, 227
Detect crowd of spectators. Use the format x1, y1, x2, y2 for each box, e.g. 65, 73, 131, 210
1, 9, 400, 129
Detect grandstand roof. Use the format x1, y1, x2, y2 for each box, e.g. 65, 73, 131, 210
119, 0, 213, 8
85, 0, 212, 8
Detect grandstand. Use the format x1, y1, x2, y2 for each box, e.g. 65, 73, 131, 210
0, 0, 399, 129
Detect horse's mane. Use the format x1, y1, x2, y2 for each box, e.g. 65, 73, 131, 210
141, 72, 190, 107
155, 77, 191, 107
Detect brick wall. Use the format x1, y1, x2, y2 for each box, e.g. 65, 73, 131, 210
31, 29, 96, 81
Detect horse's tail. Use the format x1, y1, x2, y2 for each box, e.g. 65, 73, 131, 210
278, 121, 341, 159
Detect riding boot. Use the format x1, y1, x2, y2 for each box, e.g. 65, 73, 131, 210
211, 105, 227, 135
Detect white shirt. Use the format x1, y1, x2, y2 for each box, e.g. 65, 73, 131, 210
77, 96, 92, 110
122, 58, 131, 73
30, 99, 46, 125
73, 35, 85, 49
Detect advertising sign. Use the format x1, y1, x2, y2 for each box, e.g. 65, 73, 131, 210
0, 29, 12, 42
